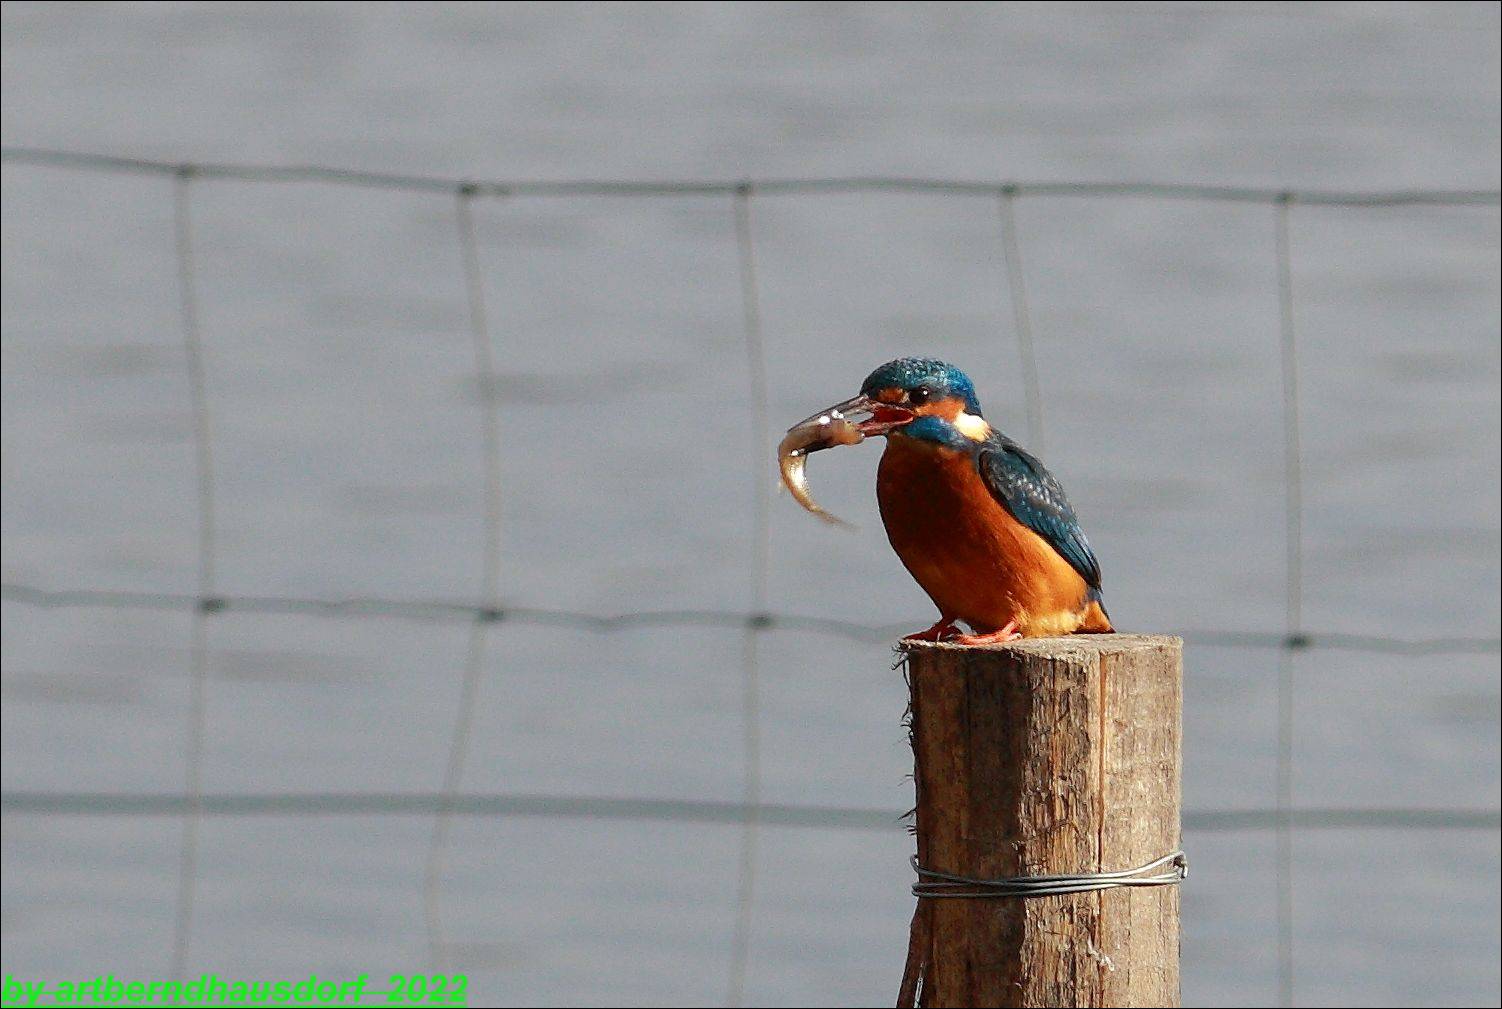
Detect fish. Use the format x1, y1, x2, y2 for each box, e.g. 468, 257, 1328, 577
777, 408, 866, 526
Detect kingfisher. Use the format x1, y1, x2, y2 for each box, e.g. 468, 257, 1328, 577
797, 357, 1112, 644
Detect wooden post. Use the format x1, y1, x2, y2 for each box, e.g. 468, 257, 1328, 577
898, 635, 1183, 1008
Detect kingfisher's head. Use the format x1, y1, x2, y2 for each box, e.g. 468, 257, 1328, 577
799, 357, 990, 450
793, 357, 992, 450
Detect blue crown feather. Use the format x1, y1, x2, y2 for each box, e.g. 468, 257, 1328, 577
860, 357, 982, 415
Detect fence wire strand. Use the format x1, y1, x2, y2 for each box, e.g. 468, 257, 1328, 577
728, 186, 771, 1009
169, 168, 215, 981
423, 187, 506, 972
5, 147, 1500, 206
1273, 195, 1303, 1009
2, 582, 1497, 656
2, 790, 1494, 832
996, 188, 1045, 454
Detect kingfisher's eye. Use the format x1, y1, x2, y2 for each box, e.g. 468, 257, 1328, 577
908, 388, 931, 406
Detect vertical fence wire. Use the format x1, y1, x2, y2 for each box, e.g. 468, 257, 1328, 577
996, 188, 1045, 454
727, 185, 771, 1008
1273, 193, 1304, 1008
169, 167, 216, 978
423, 185, 505, 971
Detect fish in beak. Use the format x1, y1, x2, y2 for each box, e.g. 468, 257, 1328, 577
776, 395, 914, 525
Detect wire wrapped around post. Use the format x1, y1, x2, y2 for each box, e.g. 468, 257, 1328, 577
910, 850, 1186, 899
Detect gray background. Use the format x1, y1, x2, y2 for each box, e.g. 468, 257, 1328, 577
2, 3, 1498, 1007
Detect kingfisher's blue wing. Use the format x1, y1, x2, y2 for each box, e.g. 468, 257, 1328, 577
977, 435, 1102, 590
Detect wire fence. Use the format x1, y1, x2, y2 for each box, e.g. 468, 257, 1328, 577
2, 145, 1499, 1008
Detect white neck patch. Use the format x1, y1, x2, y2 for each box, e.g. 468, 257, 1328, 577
953, 411, 992, 440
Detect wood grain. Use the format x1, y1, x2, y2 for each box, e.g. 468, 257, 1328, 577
899, 635, 1182, 1008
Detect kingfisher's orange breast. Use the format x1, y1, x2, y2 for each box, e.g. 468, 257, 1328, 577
876, 435, 1096, 636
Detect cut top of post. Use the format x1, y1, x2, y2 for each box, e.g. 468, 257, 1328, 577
898, 632, 1182, 659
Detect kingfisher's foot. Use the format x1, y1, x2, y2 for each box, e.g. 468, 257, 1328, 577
902, 618, 960, 642
952, 621, 1022, 646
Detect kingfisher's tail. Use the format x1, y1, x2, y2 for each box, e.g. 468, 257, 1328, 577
1079, 587, 1114, 634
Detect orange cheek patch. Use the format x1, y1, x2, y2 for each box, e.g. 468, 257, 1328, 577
924, 398, 966, 421
907, 397, 967, 422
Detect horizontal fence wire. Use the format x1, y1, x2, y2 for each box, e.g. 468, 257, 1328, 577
3, 582, 1497, 656
0, 791, 1495, 832
4, 146, 1501, 206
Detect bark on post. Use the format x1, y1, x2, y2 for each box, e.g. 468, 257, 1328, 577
898, 635, 1183, 1008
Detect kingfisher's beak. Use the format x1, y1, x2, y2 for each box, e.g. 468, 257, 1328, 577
795, 394, 915, 438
